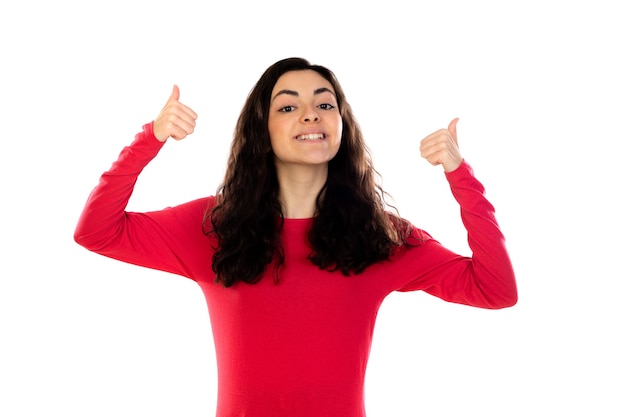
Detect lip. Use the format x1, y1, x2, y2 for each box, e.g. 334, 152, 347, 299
294, 130, 327, 140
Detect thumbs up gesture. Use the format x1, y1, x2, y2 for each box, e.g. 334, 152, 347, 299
419, 118, 463, 172
153, 85, 198, 142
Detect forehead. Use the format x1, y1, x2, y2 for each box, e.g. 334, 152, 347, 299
271, 70, 334, 95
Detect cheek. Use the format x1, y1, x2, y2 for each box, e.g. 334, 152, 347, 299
268, 135, 282, 157
267, 118, 277, 138
267, 127, 282, 152
334, 119, 343, 146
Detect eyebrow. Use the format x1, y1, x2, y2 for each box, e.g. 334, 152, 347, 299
271, 87, 336, 102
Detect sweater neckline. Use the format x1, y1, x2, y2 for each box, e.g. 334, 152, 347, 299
282, 217, 313, 232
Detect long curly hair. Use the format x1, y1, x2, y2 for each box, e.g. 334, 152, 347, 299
204, 57, 415, 287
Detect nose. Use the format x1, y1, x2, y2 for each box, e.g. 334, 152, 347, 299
301, 106, 319, 123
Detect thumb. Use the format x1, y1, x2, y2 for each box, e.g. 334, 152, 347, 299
167, 84, 180, 104
448, 117, 459, 144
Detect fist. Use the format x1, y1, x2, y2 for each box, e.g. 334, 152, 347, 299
420, 118, 463, 172
153, 85, 198, 142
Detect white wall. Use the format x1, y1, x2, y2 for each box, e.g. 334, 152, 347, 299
1, 1, 624, 416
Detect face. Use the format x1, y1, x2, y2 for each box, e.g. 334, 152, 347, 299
268, 70, 342, 169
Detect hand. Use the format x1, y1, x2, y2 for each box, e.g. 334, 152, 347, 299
153, 85, 198, 142
420, 118, 463, 172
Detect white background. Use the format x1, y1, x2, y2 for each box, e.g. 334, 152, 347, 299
1, 1, 624, 416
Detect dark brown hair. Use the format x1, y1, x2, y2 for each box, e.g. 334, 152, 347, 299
204, 57, 414, 287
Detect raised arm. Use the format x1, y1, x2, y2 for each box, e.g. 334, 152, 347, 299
73, 87, 208, 278
396, 119, 517, 309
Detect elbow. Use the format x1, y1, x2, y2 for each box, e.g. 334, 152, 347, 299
508, 288, 519, 307
476, 273, 518, 309
74, 223, 85, 246
491, 286, 518, 309
499, 293, 518, 309
489, 267, 518, 309
73, 222, 102, 252
74, 212, 91, 248
503, 274, 519, 307
73, 226, 92, 250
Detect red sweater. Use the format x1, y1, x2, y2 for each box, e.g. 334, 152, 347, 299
74, 122, 517, 416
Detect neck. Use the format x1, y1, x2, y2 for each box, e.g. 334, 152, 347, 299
275, 162, 328, 219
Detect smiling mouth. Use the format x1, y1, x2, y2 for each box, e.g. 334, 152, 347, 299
296, 133, 326, 141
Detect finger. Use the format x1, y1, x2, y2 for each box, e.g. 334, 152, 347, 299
167, 103, 198, 124
420, 140, 448, 164
165, 86, 198, 121
167, 84, 180, 104
447, 117, 459, 145
175, 113, 196, 134
179, 102, 199, 121
167, 116, 196, 140
154, 109, 196, 142
420, 128, 447, 149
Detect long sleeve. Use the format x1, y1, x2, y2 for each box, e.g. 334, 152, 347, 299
73, 122, 214, 281
395, 160, 518, 309
73, 129, 516, 415
74, 122, 163, 249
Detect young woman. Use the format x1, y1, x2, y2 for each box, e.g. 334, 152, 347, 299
74, 57, 517, 416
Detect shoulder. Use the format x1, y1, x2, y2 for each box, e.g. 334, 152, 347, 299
405, 223, 433, 247
168, 195, 216, 212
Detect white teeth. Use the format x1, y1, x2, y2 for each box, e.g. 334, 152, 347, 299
296, 133, 325, 140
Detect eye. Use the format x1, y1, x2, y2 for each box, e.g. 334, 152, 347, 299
318, 103, 336, 111
278, 105, 296, 113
